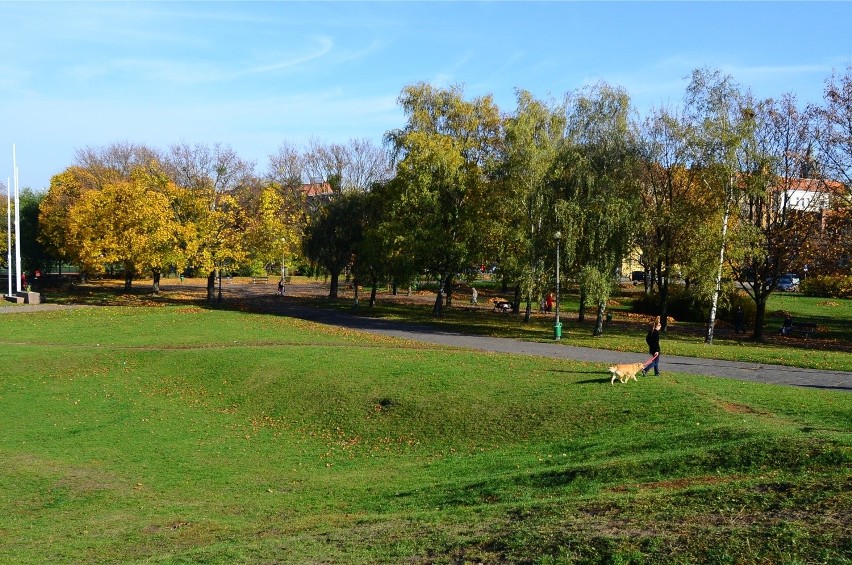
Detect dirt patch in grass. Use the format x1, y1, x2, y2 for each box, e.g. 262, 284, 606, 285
608, 475, 736, 493
716, 401, 761, 415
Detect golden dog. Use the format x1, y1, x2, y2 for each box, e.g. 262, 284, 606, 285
609, 362, 646, 385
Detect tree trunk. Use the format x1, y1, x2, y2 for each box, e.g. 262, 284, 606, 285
705, 201, 731, 345
207, 270, 216, 302
524, 293, 532, 323
659, 263, 670, 332
444, 274, 453, 307
329, 268, 341, 298
512, 284, 521, 315
124, 267, 133, 291
353, 278, 359, 308
578, 288, 587, 323
753, 295, 768, 342
593, 301, 606, 336
433, 288, 444, 317
432, 273, 445, 317
152, 270, 161, 294
370, 276, 378, 308
217, 269, 223, 303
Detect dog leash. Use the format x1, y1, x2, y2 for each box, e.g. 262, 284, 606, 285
643, 352, 659, 368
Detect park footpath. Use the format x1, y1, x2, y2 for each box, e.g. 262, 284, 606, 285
3, 300, 850, 393
264, 300, 852, 393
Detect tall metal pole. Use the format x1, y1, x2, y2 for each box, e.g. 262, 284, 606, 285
554, 231, 561, 340
13, 145, 21, 293
6, 176, 11, 297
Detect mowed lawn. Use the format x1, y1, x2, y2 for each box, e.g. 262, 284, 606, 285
0, 305, 849, 563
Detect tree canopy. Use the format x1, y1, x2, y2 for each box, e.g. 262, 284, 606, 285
9, 66, 849, 339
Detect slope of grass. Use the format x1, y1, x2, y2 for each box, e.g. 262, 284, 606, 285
0, 305, 849, 563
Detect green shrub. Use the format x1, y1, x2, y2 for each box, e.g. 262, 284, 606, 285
632, 286, 754, 326
800, 275, 852, 298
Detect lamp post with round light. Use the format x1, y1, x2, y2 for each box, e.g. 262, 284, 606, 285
554, 230, 562, 340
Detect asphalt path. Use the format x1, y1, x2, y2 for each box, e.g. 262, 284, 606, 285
263, 299, 852, 393
4, 293, 851, 393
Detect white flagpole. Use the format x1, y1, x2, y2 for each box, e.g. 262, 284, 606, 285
6, 176, 11, 297
13, 144, 21, 293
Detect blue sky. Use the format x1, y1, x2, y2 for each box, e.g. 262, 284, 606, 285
2, 1, 851, 191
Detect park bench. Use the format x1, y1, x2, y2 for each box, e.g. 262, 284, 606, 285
250, 276, 269, 284
490, 298, 513, 313
780, 319, 817, 338
788, 321, 817, 338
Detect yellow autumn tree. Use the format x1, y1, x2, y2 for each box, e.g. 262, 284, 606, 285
183, 188, 248, 302
38, 166, 100, 266
241, 183, 303, 277
66, 168, 182, 291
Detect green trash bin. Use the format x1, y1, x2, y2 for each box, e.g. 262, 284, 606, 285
554, 321, 562, 339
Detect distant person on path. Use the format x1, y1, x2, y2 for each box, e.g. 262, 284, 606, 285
545, 292, 554, 313
644, 316, 661, 376
277, 277, 285, 295
470, 287, 478, 304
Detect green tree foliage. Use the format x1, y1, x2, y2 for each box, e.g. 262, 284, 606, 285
302, 193, 365, 298
1, 187, 49, 278
683, 68, 757, 344
384, 83, 502, 316
638, 106, 715, 329
499, 90, 567, 321
17, 189, 50, 276
554, 83, 641, 334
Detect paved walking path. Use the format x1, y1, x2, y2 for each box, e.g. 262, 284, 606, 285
4, 295, 851, 392
265, 300, 852, 393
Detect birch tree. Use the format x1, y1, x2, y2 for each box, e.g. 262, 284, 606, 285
684, 69, 756, 345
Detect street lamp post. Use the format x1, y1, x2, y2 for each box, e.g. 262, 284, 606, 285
281, 238, 287, 279
554, 230, 562, 340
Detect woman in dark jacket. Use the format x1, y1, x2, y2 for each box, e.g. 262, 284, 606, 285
645, 316, 661, 376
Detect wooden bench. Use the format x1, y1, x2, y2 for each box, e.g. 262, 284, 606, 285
250, 277, 269, 284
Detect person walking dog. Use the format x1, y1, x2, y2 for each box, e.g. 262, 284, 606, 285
644, 316, 662, 376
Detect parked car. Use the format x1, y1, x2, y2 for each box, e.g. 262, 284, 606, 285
777, 274, 799, 292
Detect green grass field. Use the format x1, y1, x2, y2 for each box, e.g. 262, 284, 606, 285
0, 304, 849, 563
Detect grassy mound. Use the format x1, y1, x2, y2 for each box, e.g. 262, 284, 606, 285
0, 306, 849, 563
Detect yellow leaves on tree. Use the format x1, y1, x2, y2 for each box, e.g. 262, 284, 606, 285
189, 190, 247, 275
66, 172, 181, 285
242, 184, 303, 269
38, 166, 100, 262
